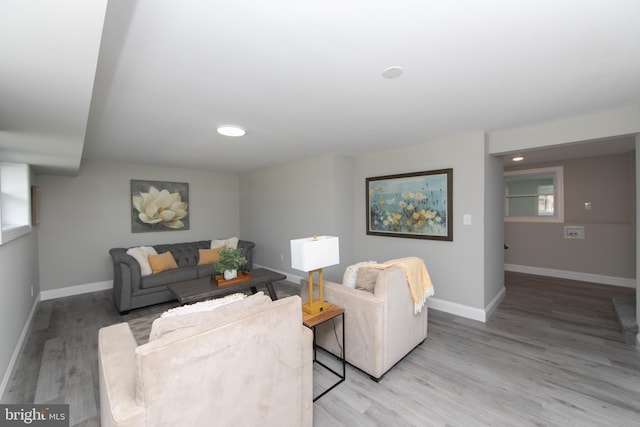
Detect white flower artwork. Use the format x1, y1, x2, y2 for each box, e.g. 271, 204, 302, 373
131, 180, 189, 232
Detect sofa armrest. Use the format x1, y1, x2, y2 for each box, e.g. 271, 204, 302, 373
373, 265, 428, 370
301, 278, 383, 308
110, 249, 142, 276
98, 323, 145, 427
301, 326, 313, 427
109, 249, 143, 313
302, 279, 386, 377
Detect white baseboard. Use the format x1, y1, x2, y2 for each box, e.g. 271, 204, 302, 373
37, 267, 300, 303
259, 264, 505, 323
505, 264, 636, 288
485, 286, 507, 319
40, 280, 113, 301
253, 264, 302, 286
428, 297, 485, 322
428, 287, 505, 323
0, 295, 40, 398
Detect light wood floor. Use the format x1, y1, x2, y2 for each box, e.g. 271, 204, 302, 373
2, 273, 639, 426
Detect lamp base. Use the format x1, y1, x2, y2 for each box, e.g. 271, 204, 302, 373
302, 299, 331, 315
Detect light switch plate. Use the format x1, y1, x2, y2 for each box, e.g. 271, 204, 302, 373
463, 214, 472, 225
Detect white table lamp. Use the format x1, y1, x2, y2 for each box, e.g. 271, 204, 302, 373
291, 235, 340, 314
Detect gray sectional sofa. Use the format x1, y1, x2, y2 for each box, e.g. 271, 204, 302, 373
109, 240, 255, 313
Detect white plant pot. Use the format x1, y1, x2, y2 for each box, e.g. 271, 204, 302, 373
224, 269, 237, 280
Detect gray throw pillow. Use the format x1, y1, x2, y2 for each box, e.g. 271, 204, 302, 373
355, 267, 379, 293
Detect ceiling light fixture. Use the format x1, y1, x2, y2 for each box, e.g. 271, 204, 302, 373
512, 156, 524, 162
217, 125, 246, 137
382, 66, 403, 79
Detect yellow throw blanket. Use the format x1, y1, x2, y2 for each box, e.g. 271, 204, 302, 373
371, 257, 434, 314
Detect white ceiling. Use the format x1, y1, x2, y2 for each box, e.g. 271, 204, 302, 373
2, 0, 640, 175
502, 134, 637, 167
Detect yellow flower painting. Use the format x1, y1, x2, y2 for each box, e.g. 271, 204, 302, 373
366, 169, 452, 241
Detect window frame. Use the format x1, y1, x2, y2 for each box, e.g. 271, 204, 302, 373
0, 162, 32, 244
504, 166, 564, 223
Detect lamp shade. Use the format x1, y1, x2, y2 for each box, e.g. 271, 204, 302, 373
291, 236, 340, 272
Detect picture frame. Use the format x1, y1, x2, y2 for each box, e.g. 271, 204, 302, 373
131, 180, 189, 233
366, 168, 453, 241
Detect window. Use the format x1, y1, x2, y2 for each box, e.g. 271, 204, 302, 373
504, 166, 564, 223
0, 162, 32, 244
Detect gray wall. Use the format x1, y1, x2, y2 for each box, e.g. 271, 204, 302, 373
504, 153, 636, 279
352, 132, 497, 310
36, 160, 241, 291
484, 140, 506, 306
0, 166, 39, 395
241, 133, 505, 313
239, 155, 352, 282
0, 231, 39, 394
5, 106, 638, 389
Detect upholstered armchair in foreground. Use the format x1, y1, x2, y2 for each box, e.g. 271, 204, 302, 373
98, 295, 313, 427
302, 264, 428, 381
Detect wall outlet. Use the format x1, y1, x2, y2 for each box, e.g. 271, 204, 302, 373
564, 225, 585, 239
280, 253, 284, 262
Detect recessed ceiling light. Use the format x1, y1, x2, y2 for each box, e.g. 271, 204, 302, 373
512, 156, 524, 162
217, 125, 246, 137
382, 66, 403, 79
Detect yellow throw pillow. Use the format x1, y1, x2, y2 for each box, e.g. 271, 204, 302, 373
198, 247, 224, 265
148, 251, 178, 274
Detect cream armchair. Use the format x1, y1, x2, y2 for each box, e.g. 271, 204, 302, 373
302, 265, 428, 381
98, 295, 313, 427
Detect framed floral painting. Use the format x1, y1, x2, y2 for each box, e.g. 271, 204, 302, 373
366, 169, 453, 241
131, 180, 189, 232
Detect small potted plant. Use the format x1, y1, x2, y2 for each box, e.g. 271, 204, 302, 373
215, 247, 248, 280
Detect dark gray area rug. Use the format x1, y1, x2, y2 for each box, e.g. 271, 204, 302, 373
612, 296, 638, 346
124, 282, 299, 345
128, 312, 160, 345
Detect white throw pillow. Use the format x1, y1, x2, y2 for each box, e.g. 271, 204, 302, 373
126, 246, 158, 276
160, 292, 246, 318
149, 292, 271, 341
210, 237, 239, 250
342, 260, 377, 288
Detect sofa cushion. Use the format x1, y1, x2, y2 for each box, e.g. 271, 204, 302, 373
161, 293, 246, 318
126, 246, 158, 276
355, 267, 380, 293
197, 247, 224, 265
140, 266, 198, 289
148, 252, 178, 274
343, 261, 377, 288
197, 264, 217, 279
153, 241, 210, 268
149, 292, 272, 341
211, 237, 239, 249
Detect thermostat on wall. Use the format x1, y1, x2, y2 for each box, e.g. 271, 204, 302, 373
564, 226, 585, 239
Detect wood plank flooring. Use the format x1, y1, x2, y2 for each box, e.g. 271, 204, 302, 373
2, 273, 639, 426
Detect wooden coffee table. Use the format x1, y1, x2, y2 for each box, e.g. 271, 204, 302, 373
167, 268, 286, 304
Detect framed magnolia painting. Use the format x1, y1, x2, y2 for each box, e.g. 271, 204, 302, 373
366, 169, 453, 241
131, 180, 189, 232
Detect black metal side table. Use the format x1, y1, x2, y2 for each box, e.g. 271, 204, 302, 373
302, 303, 346, 401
